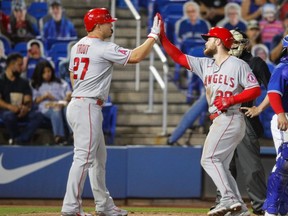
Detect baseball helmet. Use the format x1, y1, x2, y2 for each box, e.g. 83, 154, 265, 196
84, 8, 117, 32
201, 27, 234, 49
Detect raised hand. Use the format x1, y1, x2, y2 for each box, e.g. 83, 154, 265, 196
148, 14, 161, 41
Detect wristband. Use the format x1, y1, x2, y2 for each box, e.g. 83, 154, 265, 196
148, 33, 158, 41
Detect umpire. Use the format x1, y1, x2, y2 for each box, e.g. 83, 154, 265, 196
212, 29, 270, 216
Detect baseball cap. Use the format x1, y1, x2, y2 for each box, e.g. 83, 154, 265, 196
11, 0, 26, 11
48, 0, 62, 6
247, 20, 260, 30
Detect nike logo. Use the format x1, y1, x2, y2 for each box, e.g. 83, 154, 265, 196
0, 151, 73, 184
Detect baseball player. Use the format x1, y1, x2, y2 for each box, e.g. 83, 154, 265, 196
158, 14, 261, 216
261, 35, 288, 216
240, 35, 288, 216
211, 29, 270, 216
61, 8, 161, 216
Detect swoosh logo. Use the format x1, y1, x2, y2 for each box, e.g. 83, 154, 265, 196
0, 151, 73, 184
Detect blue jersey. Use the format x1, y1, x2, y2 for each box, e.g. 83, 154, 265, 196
267, 57, 288, 112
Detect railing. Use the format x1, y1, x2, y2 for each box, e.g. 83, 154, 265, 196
111, 0, 141, 91
110, 0, 116, 43
147, 44, 169, 135
111, 1, 168, 135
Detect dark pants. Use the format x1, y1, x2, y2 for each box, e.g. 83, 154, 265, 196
0, 110, 44, 143
215, 117, 267, 212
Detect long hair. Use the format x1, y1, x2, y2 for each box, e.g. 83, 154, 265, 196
31, 60, 61, 89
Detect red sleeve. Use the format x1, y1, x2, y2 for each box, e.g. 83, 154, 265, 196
160, 33, 190, 69
268, 92, 284, 114
233, 86, 261, 104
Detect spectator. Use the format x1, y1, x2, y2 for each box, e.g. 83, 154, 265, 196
0, 11, 11, 39
31, 60, 71, 145
175, 1, 210, 53
0, 53, 44, 145
241, 0, 268, 21
245, 19, 262, 51
251, 43, 275, 73
270, 13, 288, 64
194, 0, 227, 26
9, 0, 39, 45
42, 0, 77, 50
217, 2, 247, 31
0, 41, 7, 75
22, 39, 46, 80
259, 3, 284, 49
277, 0, 288, 20
174, 1, 210, 90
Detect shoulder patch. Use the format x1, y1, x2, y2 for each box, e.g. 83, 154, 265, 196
247, 72, 258, 83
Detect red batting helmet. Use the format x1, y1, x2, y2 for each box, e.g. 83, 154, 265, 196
84, 8, 117, 32
201, 27, 234, 49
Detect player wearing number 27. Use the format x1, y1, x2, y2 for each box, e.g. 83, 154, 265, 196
158, 13, 261, 216
61, 8, 161, 216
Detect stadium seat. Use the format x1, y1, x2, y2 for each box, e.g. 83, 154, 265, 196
148, 0, 187, 33
188, 45, 205, 57
102, 105, 118, 145
45, 38, 75, 51
161, 3, 184, 43
48, 42, 70, 77
180, 39, 205, 54
0, 35, 12, 56
117, 0, 139, 10
2, 0, 12, 15
13, 42, 28, 56
27, 2, 48, 22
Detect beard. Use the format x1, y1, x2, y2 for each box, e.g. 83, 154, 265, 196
12, 71, 21, 78
204, 46, 217, 58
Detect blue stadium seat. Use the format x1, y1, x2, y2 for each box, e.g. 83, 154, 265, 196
45, 38, 75, 51
180, 39, 205, 54
48, 42, 69, 77
148, 0, 187, 35
13, 42, 28, 56
2, 0, 12, 15
102, 105, 118, 145
0, 35, 12, 56
117, 0, 139, 10
27, 2, 48, 21
188, 45, 205, 57
161, 3, 184, 43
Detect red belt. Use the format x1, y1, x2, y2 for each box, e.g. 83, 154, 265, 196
209, 110, 226, 121
209, 112, 220, 121
74, 97, 104, 106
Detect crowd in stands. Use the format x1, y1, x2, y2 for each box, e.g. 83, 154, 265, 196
0, 0, 78, 146
0, 0, 287, 145
0, 0, 121, 146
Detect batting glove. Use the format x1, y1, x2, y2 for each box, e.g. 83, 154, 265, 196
148, 14, 161, 41
214, 96, 235, 111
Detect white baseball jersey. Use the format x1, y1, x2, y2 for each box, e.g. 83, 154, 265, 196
186, 55, 259, 113
69, 37, 131, 100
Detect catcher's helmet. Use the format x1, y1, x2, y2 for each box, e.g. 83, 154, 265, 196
84, 8, 117, 32
282, 35, 288, 48
201, 27, 234, 49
